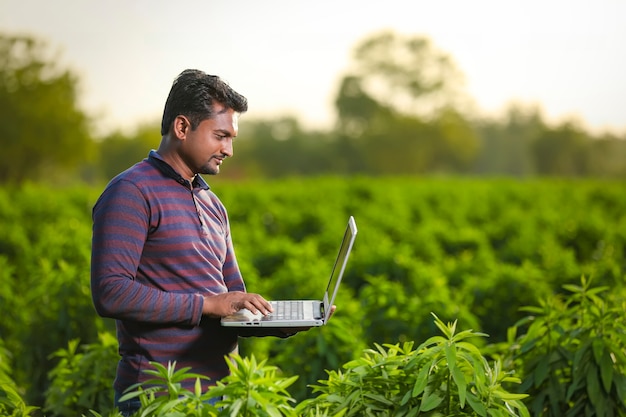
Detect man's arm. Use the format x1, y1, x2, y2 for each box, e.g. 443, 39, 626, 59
90, 179, 204, 326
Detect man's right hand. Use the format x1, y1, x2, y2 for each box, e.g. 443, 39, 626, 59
202, 291, 273, 317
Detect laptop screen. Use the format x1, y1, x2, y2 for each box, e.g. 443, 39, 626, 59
323, 216, 358, 321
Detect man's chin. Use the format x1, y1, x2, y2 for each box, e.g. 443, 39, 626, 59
200, 164, 220, 176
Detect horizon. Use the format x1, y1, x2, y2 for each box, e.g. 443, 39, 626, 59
1, 0, 625, 136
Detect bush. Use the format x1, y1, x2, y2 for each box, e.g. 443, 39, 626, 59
307, 314, 528, 416
497, 277, 626, 416
45, 333, 119, 417
110, 314, 528, 417
0, 339, 38, 416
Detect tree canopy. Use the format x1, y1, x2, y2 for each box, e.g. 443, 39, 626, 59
1, 30, 625, 184
0, 34, 93, 184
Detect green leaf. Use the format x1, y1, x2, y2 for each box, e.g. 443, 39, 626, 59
411, 365, 430, 398
592, 338, 604, 364
419, 391, 443, 412
586, 364, 603, 408
562, 284, 582, 293
465, 392, 487, 417
454, 367, 468, 407
363, 393, 394, 406
445, 343, 457, 369
614, 373, 626, 406
533, 355, 549, 388
492, 390, 528, 401
600, 348, 615, 393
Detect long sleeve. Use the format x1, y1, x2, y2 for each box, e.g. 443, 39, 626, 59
91, 178, 203, 326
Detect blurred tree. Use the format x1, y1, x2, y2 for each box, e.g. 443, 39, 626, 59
531, 120, 590, 176
472, 104, 547, 176
96, 121, 160, 181
334, 31, 478, 175
224, 116, 336, 179
341, 30, 467, 121
0, 34, 93, 183
587, 132, 626, 178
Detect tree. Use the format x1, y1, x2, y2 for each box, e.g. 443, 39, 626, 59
224, 116, 336, 179
0, 34, 93, 184
333, 31, 479, 175
96, 121, 160, 181
335, 30, 467, 129
531, 120, 590, 176
472, 104, 547, 176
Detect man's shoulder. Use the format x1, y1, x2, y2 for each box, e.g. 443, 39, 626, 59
109, 160, 163, 188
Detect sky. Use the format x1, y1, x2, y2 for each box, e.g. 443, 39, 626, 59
1, 0, 625, 136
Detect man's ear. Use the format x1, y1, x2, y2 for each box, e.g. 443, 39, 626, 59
173, 115, 190, 139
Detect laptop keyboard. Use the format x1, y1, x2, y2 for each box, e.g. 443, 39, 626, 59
271, 301, 304, 320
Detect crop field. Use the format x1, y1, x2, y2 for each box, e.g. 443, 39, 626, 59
1, 177, 625, 414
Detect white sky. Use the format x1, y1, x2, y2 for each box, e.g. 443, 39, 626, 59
1, 0, 625, 135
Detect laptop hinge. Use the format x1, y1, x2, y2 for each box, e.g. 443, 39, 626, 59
317, 303, 324, 320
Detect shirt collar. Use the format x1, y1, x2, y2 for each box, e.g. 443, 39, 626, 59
146, 150, 210, 191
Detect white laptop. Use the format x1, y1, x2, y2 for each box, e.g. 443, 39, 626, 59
221, 216, 358, 328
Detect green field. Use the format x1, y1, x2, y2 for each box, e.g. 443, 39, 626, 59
1, 177, 625, 415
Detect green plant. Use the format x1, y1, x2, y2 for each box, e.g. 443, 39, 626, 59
0, 340, 38, 417
45, 333, 119, 416
211, 355, 300, 416
503, 276, 626, 416
119, 355, 301, 417
306, 314, 529, 416
118, 361, 216, 417
2, 179, 625, 407
0, 384, 39, 417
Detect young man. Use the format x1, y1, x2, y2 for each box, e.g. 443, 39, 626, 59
90, 69, 298, 415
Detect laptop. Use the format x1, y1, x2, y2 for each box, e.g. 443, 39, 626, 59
221, 216, 358, 328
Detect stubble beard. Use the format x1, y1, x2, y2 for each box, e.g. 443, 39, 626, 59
199, 158, 220, 176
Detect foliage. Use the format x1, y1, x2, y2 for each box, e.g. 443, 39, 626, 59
498, 277, 626, 416
117, 355, 300, 417
0, 340, 39, 417
0, 184, 104, 406
98, 315, 529, 417
0, 384, 38, 417
95, 122, 161, 181
1, 178, 625, 411
342, 30, 466, 118
45, 333, 119, 417
2, 32, 626, 182
0, 33, 94, 184
306, 314, 528, 416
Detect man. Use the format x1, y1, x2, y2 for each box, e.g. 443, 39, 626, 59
91, 69, 301, 415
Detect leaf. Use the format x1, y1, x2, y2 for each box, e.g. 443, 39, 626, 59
562, 284, 582, 293
452, 364, 467, 407
363, 393, 394, 406
533, 355, 549, 388
444, 346, 467, 408
586, 364, 603, 408
613, 373, 626, 406
600, 348, 615, 393
419, 391, 443, 412
411, 365, 430, 398
465, 392, 487, 417
445, 343, 457, 369
592, 338, 604, 364
492, 390, 529, 401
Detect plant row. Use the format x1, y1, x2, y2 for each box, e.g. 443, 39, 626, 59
0, 178, 624, 413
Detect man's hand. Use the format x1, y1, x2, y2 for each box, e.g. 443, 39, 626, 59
202, 291, 272, 317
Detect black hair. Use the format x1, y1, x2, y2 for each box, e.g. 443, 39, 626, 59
160, 69, 248, 136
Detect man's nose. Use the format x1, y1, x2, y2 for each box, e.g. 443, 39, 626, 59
222, 138, 233, 157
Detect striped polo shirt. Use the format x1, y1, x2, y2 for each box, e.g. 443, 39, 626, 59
91, 150, 245, 394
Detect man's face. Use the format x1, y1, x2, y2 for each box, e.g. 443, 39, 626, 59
181, 104, 239, 176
